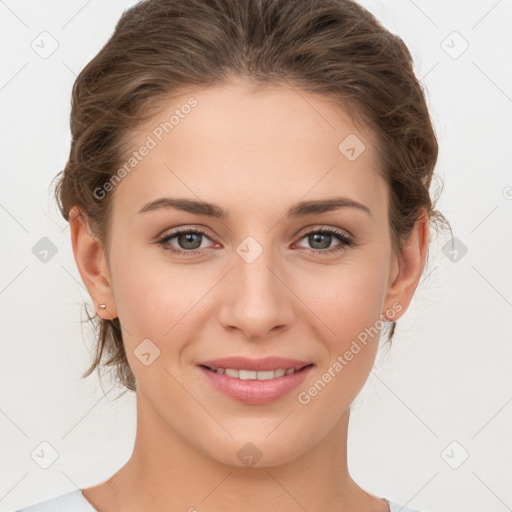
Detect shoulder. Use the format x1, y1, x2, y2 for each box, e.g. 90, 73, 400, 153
13, 489, 96, 512
385, 499, 426, 512
14, 491, 425, 512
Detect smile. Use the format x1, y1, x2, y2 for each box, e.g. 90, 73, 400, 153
203, 366, 306, 380
197, 360, 314, 404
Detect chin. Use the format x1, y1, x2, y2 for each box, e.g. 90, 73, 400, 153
202, 432, 309, 469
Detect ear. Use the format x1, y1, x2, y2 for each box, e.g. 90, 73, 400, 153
383, 209, 430, 321
69, 206, 118, 320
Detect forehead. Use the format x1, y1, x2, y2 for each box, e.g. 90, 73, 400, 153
112, 82, 387, 222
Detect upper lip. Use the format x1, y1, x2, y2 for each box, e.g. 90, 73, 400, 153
198, 356, 313, 372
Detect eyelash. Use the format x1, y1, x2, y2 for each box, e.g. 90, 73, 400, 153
155, 227, 355, 257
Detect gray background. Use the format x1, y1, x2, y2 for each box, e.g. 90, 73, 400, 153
1, 1, 511, 510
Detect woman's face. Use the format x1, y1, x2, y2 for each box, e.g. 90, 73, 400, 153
89, 81, 418, 467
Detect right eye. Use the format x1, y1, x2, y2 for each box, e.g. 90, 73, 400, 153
156, 228, 217, 256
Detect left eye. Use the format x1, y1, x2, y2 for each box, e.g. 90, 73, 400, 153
295, 228, 354, 253
160, 230, 212, 251
156, 227, 354, 256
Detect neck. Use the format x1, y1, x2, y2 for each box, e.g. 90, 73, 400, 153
98, 390, 386, 512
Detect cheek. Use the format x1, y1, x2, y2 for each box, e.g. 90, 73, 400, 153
110, 246, 216, 356
293, 267, 386, 424
109, 258, 200, 394
114, 270, 183, 336
299, 257, 388, 340
293, 253, 389, 395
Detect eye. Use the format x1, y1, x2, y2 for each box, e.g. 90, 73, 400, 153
155, 226, 355, 257
295, 227, 354, 256
156, 228, 216, 256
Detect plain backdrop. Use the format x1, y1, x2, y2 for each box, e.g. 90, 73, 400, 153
1, 1, 511, 511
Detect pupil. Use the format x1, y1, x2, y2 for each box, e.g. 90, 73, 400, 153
179, 233, 201, 249
310, 233, 331, 249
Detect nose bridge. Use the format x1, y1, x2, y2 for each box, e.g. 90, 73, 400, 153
235, 234, 283, 308
219, 234, 294, 338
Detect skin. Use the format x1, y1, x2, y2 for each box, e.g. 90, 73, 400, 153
71, 79, 429, 512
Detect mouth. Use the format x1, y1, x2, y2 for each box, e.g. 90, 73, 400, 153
199, 364, 313, 380
197, 357, 314, 404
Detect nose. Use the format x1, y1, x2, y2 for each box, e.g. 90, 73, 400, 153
218, 245, 295, 341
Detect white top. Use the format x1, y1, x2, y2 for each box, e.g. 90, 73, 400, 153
14, 488, 425, 511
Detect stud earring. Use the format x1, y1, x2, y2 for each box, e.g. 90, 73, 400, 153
99, 304, 106, 309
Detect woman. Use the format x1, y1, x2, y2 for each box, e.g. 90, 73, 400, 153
17, 0, 450, 510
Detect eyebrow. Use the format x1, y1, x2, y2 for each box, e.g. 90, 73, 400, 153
137, 196, 372, 218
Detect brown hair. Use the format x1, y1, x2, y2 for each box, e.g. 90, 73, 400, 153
54, 0, 451, 393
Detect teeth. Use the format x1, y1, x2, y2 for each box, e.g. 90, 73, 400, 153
239, 370, 257, 380
210, 367, 297, 380
256, 370, 275, 380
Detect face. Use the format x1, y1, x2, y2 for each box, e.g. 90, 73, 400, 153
79, 80, 418, 468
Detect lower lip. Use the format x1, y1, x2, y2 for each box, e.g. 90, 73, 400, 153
198, 365, 314, 404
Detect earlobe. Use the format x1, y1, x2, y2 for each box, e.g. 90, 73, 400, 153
69, 206, 118, 320
383, 209, 430, 321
